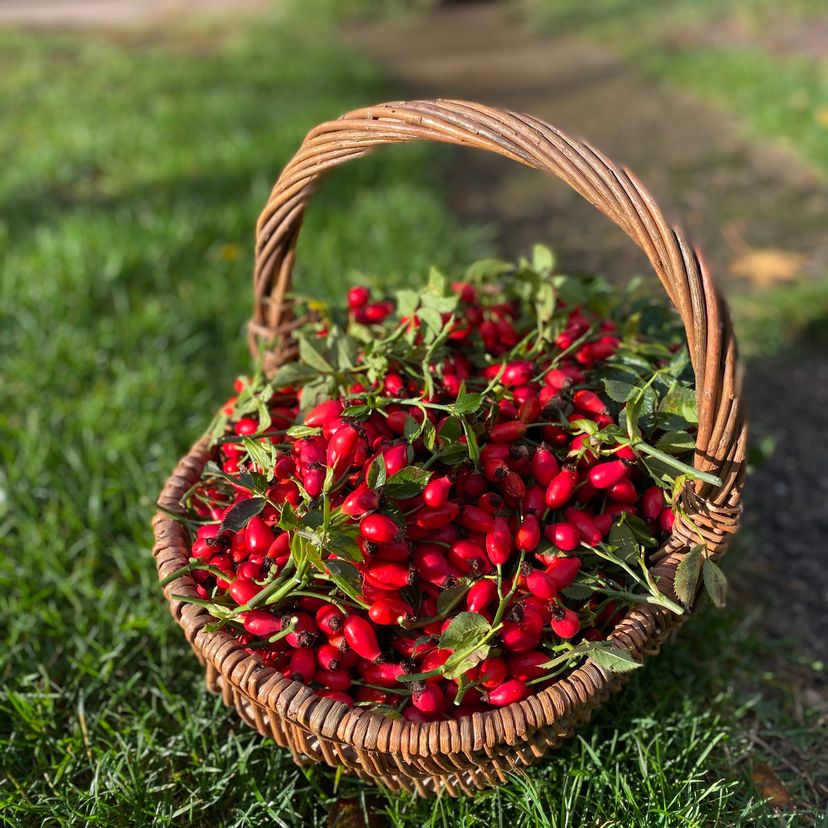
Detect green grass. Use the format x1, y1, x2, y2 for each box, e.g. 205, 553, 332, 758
521, 0, 828, 176
1, 9, 825, 828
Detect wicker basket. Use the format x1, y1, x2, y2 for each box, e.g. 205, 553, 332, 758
152, 99, 746, 796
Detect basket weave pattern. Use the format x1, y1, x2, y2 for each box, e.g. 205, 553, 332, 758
152, 100, 746, 795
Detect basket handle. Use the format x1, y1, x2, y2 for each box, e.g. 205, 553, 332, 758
251, 99, 744, 517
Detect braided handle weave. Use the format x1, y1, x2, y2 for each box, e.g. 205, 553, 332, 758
250, 98, 744, 552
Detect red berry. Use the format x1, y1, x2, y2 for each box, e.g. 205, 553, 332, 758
486, 516, 512, 566
412, 682, 446, 715
347, 286, 370, 309
572, 389, 607, 416
530, 444, 560, 487
544, 557, 582, 591
341, 484, 380, 517
507, 650, 548, 681
466, 579, 498, 613
486, 678, 529, 706
242, 610, 281, 638
360, 513, 399, 543
343, 615, 382, 662
642, 486, 664, 521
304, 399, 344, 428
368, 596, 413, 626
284, 647, 316, 682
516, 514, 541, 552
550, 604, 580, 639
423, 476, 452, 508
526, 570, 557, 600
588, 459, 628, 490
478, 657, 508, 689
543, 521, 580, 552
545, 469, 577, 509
228, 578, 261, 605
659, 507, 675, 532
489, 420, 527, 443
245, 515, 275, 554
564, 507, 602, 546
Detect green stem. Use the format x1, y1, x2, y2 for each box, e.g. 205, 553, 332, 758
634, 440, 722, 487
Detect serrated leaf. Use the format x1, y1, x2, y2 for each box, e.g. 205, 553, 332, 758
298, 336, 334, 373
341, 404, 372, 421
421, 293, 459, 314
603, 379, 636, 403
452, 391, 484, 415
219, 497, 265, 534
655, 430, 696, 455
608, 522, 639, 562
439, 611, 491, 652
674, 544, 703, 607
366, 455, 387, 490
384, 465, 431, 500
587, 641, 642, 673
702, 558, 728, 608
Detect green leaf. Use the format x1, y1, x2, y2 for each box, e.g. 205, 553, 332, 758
298, 335, 334, 373
427, 266, 448, 296
552, 275, 588, 306
270, 362, 319, 388
421, 418, 437, 451
465, 258, 513, 281
603, 378, 636, 403
439, 611, 491, 652
436, 580, 471, 615
570, 418, 598, 436
366, 455, 387, 490
461, 418, 481, 464
587, 641, 642, 673
702, 558, 728, 608
659, 386, 698, 424
655, 430, 696, 455
452, 391, 484, 416
341, 404, 372, 421
285, 425, 322, 439
674, 544, 704, 607
325, 560, 363, 602
608, 522, 639, 562
623, 395, 643, 441
219, 496, 265, 534
416, 307, 444, 340
532, 243, 555, 275
325, 528, 363, 563
624, 514, 659, 548
395, 289, 420, 320
384, 465, 431, 500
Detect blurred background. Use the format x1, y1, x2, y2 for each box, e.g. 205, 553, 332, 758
1, 1, 825, 825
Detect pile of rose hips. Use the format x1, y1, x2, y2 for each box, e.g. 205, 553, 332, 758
178, 256, 697, 721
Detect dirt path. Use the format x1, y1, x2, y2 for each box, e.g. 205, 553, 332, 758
0, 0, 267, 30
347, 3, 828, 292
346, 3, 828, 663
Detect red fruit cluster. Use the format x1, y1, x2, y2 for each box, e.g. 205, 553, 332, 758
182, 264, 691, 721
